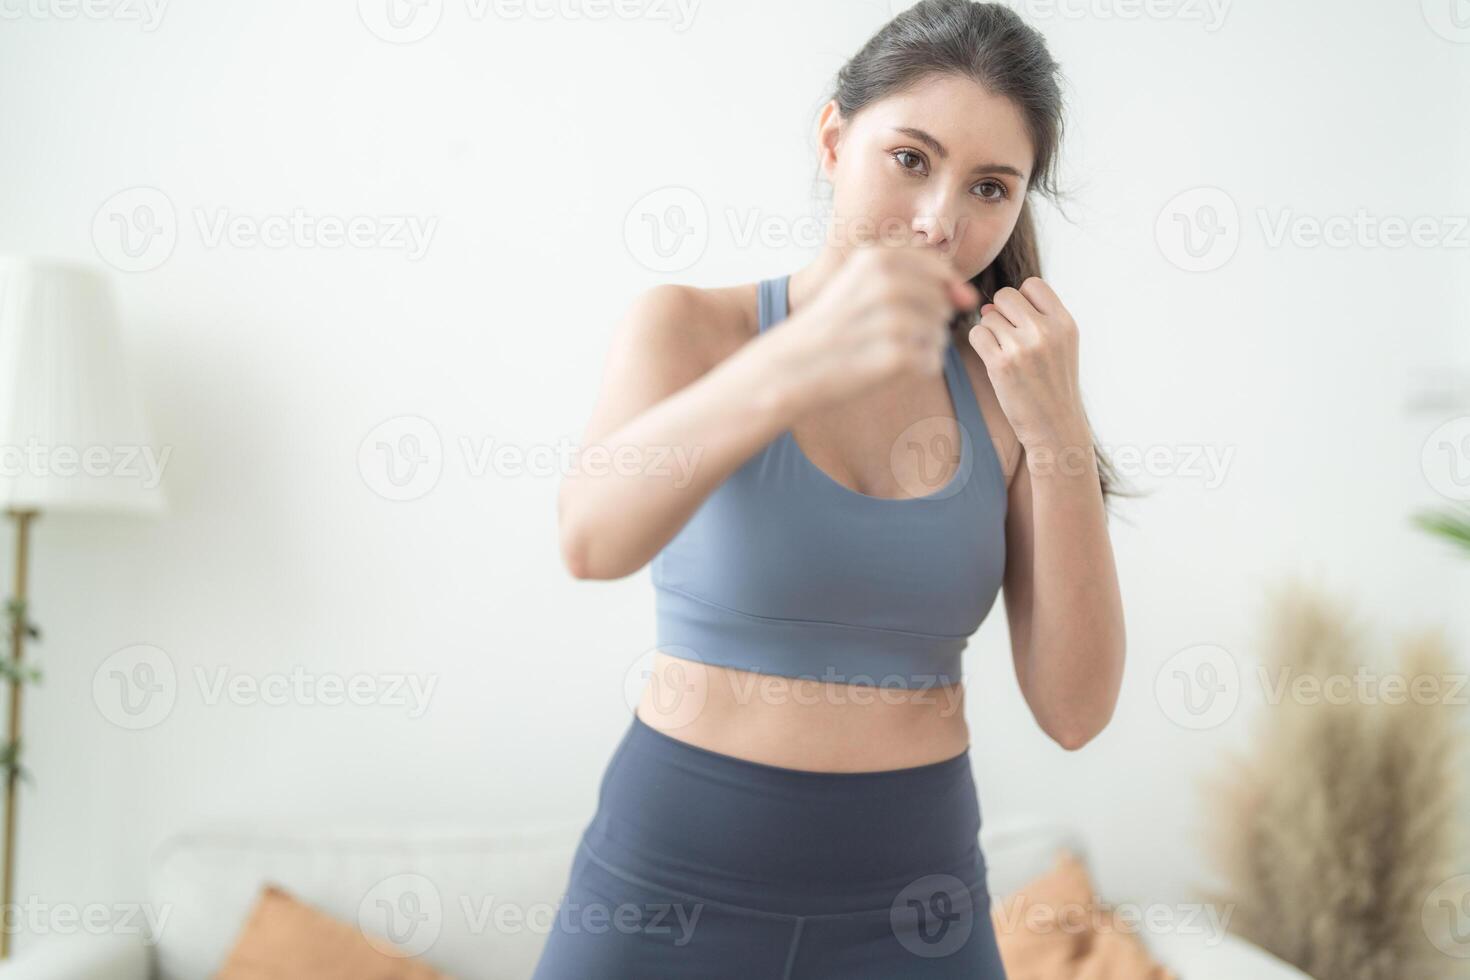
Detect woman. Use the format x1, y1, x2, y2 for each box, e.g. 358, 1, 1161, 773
535, 1, 1127, 976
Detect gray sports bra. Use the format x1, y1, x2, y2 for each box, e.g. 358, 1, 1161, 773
650, 272, 1008, 688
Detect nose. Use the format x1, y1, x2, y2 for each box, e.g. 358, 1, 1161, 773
910, 195, 965, 254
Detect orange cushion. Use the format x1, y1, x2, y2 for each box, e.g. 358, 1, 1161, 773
990, 850, 1178, 980
214, 883, 454, 979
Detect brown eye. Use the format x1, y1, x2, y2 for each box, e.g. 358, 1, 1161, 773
893, 149, 926, 174
974, 180, 1010, 203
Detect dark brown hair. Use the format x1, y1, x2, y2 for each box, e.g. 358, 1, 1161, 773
820, 0, 1136, 508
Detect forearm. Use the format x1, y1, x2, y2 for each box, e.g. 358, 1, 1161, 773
1021, 429, 1126, 746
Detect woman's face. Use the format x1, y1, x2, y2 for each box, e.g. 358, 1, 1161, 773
817, 73, 1034, 281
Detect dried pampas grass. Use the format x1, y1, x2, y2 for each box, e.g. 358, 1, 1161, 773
1198, 578, 1468, 980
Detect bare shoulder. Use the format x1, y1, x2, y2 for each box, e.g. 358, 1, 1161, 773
579, 280, 760, 447
955, 339, 1023, 488
613, 280, 757, 376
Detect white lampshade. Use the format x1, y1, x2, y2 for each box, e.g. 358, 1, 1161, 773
0, 256, 167, 515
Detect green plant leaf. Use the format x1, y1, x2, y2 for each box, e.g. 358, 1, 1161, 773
1411, 506, 1470, 556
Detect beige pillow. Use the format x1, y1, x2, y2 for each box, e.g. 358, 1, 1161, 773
989, 850, 1178, 980
214, 883, 455, 979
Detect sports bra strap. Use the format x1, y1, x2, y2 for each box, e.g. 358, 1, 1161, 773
757, 274, 787, 333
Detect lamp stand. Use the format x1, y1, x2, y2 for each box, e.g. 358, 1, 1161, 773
1, 508, 37, 960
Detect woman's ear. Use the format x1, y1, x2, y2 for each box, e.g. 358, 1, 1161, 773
814, 99, 844, 180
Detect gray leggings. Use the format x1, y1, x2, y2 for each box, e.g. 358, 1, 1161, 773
530, 712, 1010, 979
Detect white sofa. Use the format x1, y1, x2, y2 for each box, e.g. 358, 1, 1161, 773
0, 815, 1314, 979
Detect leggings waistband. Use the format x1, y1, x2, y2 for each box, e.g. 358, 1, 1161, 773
579, 712, 989, 917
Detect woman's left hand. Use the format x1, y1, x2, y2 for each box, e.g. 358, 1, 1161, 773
966, 276, 1088, 452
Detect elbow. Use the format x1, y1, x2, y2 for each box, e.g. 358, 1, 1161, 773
1050, 707, 1115, 752
558, 510, 626, 581
560, 528, 594, 580
559, 510, 609, 580
1051, 726, 1096, 752
558, 486, 599, 580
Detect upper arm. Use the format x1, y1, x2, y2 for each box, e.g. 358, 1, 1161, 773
558, 284, 720, 523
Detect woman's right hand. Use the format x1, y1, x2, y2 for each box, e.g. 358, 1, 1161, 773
770, 243, 979, 415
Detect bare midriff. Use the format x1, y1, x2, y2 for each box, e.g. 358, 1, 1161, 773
633, 651, 971, 773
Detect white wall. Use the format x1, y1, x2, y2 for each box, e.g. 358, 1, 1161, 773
0, 0, 1466, 958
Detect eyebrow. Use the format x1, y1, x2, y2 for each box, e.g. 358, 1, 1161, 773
892, 126, 1028, 180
